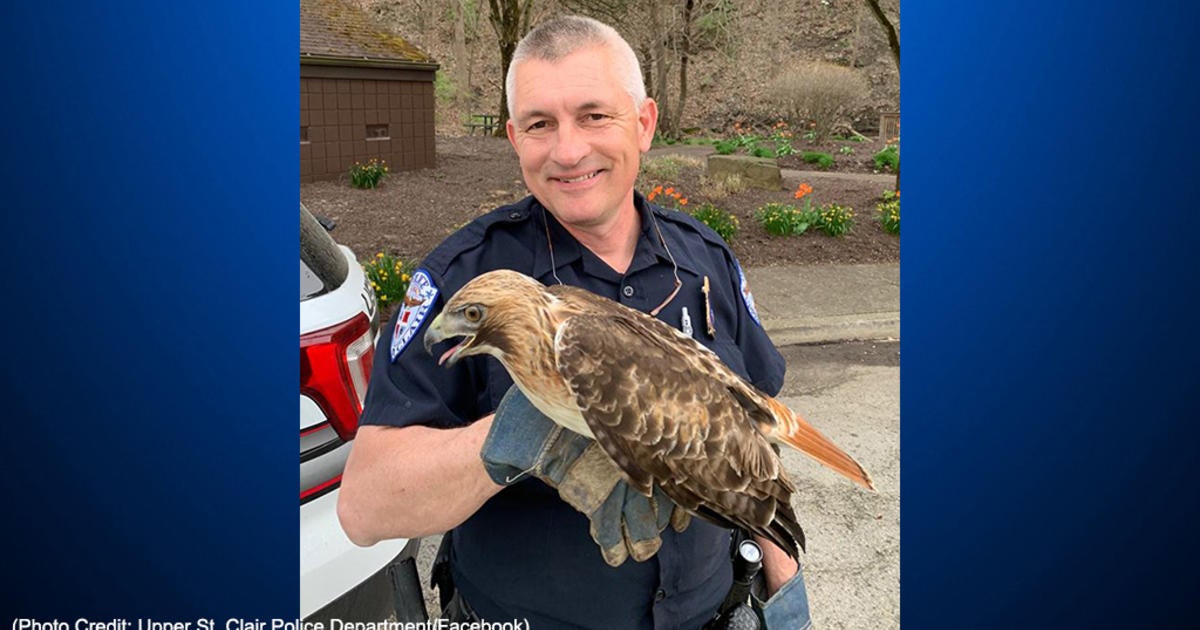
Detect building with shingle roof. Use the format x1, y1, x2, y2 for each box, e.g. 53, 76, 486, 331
301, 0, 439, 182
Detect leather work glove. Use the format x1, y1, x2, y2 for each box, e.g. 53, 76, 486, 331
481, 386, 692, 566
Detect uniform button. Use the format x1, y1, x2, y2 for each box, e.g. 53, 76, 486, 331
622, 285, 635, 298
654, 588, 666, 602
509, 211, 522, 220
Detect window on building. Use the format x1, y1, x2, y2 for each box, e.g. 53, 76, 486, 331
301, 126, 309, 144
366, 124, 389, 140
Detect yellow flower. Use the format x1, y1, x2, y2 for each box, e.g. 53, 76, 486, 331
402, 273, 410, 282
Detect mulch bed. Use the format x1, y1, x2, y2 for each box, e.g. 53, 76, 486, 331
300, 136, 900, 270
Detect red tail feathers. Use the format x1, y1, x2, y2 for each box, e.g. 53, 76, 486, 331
764, 398, 875, 491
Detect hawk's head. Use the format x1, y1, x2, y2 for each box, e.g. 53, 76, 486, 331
422, 269, 554, 367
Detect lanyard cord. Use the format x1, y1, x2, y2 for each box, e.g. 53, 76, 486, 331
542, 205, 682, 316
541, 206, 565, 286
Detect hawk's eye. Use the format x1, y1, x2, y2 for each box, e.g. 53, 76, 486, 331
463, 305, 483, 323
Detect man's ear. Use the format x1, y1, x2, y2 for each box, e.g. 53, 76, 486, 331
506, 118, 519, 151
637, 98, 658, 152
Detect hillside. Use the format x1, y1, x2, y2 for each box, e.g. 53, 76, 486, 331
351, 0, 899, 136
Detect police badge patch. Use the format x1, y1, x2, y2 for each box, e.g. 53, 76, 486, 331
736, 263, 762, 325
390, 269, 439, 362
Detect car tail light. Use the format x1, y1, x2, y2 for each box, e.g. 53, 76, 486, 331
300, 312, 375, 441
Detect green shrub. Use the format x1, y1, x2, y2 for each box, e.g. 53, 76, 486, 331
814, 203, 855, 236
751, 145, 775, 159
690, 202, 739, 242
873, 144, 900, 171
733, 124, 761, 150
802, 151, 835, 170
350, 158, 389, 189
714, 139, 739, 155
738, 136, 762, 152
876, 190, 900, 235
362, 252, 416, 310
768, 123, 796, 157
756, 202, 816, 236
652, 132, 679, 146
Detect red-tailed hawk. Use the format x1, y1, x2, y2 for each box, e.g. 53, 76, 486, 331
423, 269, 873, 558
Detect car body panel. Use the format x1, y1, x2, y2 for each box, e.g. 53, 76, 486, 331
300, 490, 411, 618
300, 205, 412, 619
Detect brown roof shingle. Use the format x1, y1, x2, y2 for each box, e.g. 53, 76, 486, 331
300, 0, 435, 66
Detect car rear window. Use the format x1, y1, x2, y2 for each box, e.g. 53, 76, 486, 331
301, 204, 349, 301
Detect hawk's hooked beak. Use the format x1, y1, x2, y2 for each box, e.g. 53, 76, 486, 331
423, 312, 476, 367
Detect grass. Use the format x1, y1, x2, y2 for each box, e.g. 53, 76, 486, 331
641, 155, 705, 181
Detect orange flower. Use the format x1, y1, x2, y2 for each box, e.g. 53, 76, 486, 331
653, 185, 663, 194
665, 187, 675, 196
794, 183, 813, 199
679, 198, 689, 206
894, 190, 900, 197
648, 191, 657, 201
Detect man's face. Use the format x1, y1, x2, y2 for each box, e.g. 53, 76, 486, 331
506, 45, 657, 231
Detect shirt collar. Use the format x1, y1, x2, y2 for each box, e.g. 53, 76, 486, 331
529, 192, 700, 282
530, 199, 583, 283
634, 191, 702, 277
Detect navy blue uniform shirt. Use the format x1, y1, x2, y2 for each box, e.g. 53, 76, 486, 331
360, 193, 786, 630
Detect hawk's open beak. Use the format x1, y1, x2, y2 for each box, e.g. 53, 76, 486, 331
423, 313, 474, 367
423, 313, 446, 355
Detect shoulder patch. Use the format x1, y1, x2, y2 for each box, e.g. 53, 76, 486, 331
736, 262, 762, 325
390, 269, 440, 362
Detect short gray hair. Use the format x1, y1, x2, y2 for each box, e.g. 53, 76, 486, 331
505, 15, 646, 117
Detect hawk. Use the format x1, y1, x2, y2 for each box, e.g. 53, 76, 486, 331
423, 269, 873, 558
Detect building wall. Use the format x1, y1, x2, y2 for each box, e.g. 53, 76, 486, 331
300, 66, 436, 183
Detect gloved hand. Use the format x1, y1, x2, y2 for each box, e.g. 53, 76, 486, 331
481, 386, 692, 566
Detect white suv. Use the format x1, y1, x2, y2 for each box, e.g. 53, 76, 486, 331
300, 204, 425, 622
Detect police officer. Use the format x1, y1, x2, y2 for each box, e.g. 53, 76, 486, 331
338, 15, 811, 629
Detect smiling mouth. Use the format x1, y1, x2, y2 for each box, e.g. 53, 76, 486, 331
438, 335, 475, 366
554, 170, 603, 183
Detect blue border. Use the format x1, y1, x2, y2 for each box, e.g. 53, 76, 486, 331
1, 1, 296, 617
905, 2, 1200, 628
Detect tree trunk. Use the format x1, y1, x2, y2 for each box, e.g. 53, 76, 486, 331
650, 5, 672, 138
488, 0, 535, 135
640, 43, 654, 99
453, 1, 468, 104
667, 0, 695, 138
864, 0, 899, 70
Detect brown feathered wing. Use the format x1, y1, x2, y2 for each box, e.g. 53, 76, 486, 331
550, 299, 809, 557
